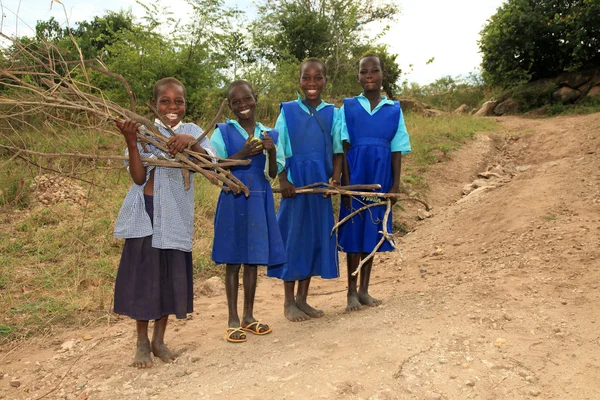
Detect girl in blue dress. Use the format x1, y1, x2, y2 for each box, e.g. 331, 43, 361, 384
211, 80, 286, 342
337, 54, 412, 312
267, 58, 343, 322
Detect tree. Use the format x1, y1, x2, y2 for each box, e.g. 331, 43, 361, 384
251, 0, 401, 96
479, 0, 600, 87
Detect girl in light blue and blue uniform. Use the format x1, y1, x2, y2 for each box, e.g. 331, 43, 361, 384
267, 58, 344, 322
114, 77, 215, 368
337, 54, 411, 312
211, 80, 286, 343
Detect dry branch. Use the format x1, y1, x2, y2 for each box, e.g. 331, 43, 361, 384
0, 33, 252, 195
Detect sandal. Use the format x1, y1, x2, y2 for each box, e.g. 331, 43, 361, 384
241, 321, 273, 335
225, 327, 247, 343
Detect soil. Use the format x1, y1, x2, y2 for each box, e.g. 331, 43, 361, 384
1, 114, 599, 400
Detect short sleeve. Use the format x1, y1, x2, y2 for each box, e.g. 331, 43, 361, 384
210, 127, 228, 158
274, 109, 292, 158
390, 108, 412, 154
339, 105, 350, 144
332, 107, 344, 154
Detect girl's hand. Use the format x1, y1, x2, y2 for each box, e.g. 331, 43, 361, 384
240, 137, 263, 158
387, 185, 400, 205
279, 179, 296, 198
116, 118, 140, 144
167, 134, 194, 156
261, 132, 276, 155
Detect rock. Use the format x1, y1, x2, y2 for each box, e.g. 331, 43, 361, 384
587, 85, 600, 97
494, 338, 508, 347
465, 379, 476, 387
552, 86, 581, 104
61, 340, 76, 351
494, 98, 516, 115
529, 389, 541, 397
471, 179, 491, 189
474, 101, 498, 117
423, 108, 445, 118
399, 97, 428, 114
477, 171, 501, 179
9, 379, 21, 388
515, 165, 531, 172
199, 277, 224, 298
417, 209, 432, 220
454, 104, 471, 114
462, 184, 474, 196
432, 248, 444, 256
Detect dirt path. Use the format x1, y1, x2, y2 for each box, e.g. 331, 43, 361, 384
1, 114, 599, 400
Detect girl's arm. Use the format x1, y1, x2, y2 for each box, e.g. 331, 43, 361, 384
388, 152, 402, 205
278, 171, 295, 198
340, 141, 351, 208
261, 132, 278, 179
117, 119, 146, 186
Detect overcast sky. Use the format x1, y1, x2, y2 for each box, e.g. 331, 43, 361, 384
1, 0, 506, 84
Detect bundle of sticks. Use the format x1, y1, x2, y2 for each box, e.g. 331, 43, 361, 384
0, 33, 250, 194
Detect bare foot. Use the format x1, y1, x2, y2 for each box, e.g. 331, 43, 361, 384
358, 291, 382, 307
284, 302, 310, 322
346, 292, 362, 312
296, 300, 324, 318
133, 340, 152, 368
151, 342, 177, 364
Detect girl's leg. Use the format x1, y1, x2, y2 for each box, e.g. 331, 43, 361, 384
134, 320, 152, 368
241, 265, 270, 333
284, 280, 309, 322
225, 264, 244, 340
357, 253, 382, 306
346, 253, 362, 311
151, 316, 176, 363
295, 277, 324, 318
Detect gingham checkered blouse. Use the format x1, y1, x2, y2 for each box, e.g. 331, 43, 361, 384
114, 122, 215, 252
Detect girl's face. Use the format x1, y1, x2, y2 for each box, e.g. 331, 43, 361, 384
153, 83, 186, 127
300, 62, 326, 101
358, 57, 383, 94
228, 84, 257, 121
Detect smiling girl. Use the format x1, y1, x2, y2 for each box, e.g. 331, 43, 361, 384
113, 77, 215, 367
267, 58, 343, 322
211, 80, 286, 343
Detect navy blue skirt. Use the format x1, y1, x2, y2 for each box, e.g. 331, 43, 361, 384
113, 195, 193, 320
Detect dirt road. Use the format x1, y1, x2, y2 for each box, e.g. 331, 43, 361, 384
1, 114, 599, 400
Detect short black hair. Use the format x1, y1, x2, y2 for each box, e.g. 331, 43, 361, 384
359, 53, 395, 99
300, 57, 327, 77
152, 77, 187, 100
226, 79, 257, 102
359, 53, 385, 73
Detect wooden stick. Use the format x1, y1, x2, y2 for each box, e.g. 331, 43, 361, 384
190, 97, 228, 146
352, 199, 393, 277
331, 201, 387, 235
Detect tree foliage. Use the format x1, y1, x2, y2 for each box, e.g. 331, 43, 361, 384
16, 0, 407, 119
479, 0, 600, 87
252, 0, 402, 97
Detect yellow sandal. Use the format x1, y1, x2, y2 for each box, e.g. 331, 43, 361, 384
225, 327, 247, 343
241, 321, 273, 335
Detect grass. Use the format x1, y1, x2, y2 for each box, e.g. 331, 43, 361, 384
0, 112, 499, 342
401, 113, 499, 188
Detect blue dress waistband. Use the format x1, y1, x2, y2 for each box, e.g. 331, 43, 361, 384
352, 138, 391, 149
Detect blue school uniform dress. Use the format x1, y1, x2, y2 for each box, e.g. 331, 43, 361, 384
211, 120, 287, 267
338, 95, 411, 253
113, 120, 215, 321
267, 95, 342, 281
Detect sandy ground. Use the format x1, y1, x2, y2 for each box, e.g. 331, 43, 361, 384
1, 114, 599, 400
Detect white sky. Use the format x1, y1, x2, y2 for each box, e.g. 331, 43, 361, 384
1, 0, 506, 84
